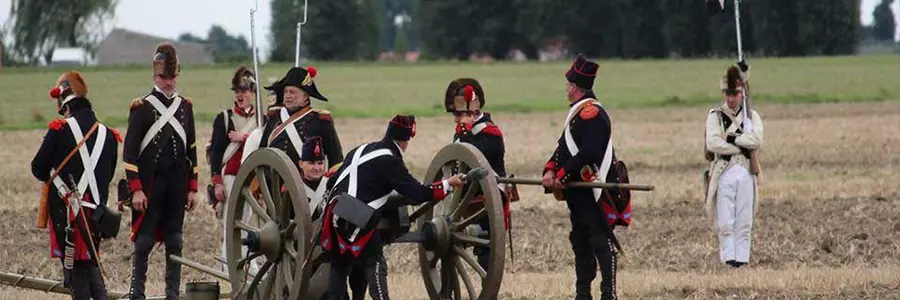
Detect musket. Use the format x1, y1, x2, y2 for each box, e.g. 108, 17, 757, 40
294, 0, 309, 67
496, 177, 655, 191
250, 0, 264, 128
732, 0, 762, 176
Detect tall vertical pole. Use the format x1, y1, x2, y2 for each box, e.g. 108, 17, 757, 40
250, 1, 264, 127
733, 0, 744, 62
294, 0, 309, 67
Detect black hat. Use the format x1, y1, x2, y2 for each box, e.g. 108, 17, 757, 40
279, 66, 327, 101
231, 66, 256, 91
265, 78, 284, 107
565, 54, 599, 90
444, 78, 485, 113
300, 136, 326, 161
385, 115, 417, 141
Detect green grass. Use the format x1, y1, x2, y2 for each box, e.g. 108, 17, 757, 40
1, 55, 898, 130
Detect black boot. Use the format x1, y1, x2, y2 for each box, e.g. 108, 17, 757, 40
130, 236, 155, 300
571, 232, 597, 300
598, 251, 618, 300
164, 233, 184, 300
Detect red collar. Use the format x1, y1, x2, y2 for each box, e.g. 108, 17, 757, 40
232, 104, 255, 117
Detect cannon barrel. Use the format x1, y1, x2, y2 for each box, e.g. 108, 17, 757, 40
496, 177, 655, 191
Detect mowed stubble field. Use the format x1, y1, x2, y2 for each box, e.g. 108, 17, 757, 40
1, 57, 900, 299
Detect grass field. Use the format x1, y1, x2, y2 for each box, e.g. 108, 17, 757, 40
1, 55, 899, 129
1, 56, 899, 299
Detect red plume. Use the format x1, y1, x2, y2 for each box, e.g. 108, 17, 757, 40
49, 87, 62, 99
314, 144, 321, 157
306, 66, 318, 78
464, 85, 474, 102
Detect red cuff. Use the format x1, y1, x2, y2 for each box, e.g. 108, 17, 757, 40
431, 180, 450, 201
212, 175, 223, 185
556, 168, 568, 184
128, 179, 143, 193
544, 161, 557, 174
188, 179, 199, 192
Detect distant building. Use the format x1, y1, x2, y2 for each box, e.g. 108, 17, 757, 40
96, 28, 213, 66
50, 47, 94, 66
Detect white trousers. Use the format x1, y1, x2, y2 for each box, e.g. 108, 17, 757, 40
716, 165, 754, 263
220, 175, 260, 273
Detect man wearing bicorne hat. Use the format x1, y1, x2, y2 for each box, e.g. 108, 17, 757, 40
32, 71, 120, 300
122, 42, 199, 300
258, 66, 343, 170
542, 54, 620, 300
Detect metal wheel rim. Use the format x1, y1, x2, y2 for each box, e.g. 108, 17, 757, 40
416, 143, 505, 300
225, 148, 313, 300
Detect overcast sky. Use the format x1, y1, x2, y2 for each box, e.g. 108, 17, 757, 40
1, 0, 898, 60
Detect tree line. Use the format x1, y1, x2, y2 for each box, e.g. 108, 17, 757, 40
2, 0, 895, 65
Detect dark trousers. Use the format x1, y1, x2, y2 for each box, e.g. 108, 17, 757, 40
566, 189, 618, 300
130, 169, 187, 300
63, 260, 108, 300
327, 235, 390, 300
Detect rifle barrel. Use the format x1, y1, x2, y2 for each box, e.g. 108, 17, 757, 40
496, 177, 654, 191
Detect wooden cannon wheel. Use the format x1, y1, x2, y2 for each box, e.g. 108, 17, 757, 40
415, 143, 506, 300
225, 148, 314, 300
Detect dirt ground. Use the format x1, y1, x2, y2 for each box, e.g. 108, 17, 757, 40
1, 101, 899, 299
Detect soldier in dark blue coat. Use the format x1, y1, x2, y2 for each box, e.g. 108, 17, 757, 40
542, 54, 619, 300
444, 78, 510, 272
319, 115, 465, 300
32, 71, 120, 300
122, 43, 199, 300
258, 66, 343, 169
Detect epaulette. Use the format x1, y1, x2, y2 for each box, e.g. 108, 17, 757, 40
48, 119, 67, 131
109, 127, 124, 143
182, 97, 193, 105
578, 101, 600, 120
313, 108, 332, 121
481, 122, 503, 137
324, 162, 343, 177
129, 98, 144, 109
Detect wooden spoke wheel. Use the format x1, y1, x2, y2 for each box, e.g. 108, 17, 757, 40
225, 148, 314, 300
414, 143, 506, 300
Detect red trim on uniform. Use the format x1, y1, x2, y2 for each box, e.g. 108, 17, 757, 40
579, 104, 600, 120
556, 168, 567, 183
456, 123, 473, 134
350, 230, 376, 257
431, 181, 449, 201
109, 127, 124, 143
48, 119, 66, 131
212, 175, 223, 185
320, 203, 335, 250
544, 161, 557, 174
580, 166, 596, 182
481, 124, 503, 137
318, 113, 332, 121
188, 179, 198, 192
129, 178, 143, 193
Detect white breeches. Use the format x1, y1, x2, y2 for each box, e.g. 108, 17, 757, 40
716, 165, 754, 263
220, 175, 260, 273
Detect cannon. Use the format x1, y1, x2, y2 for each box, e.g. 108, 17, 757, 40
1, 142, 652, 299
170, 142, 653, 300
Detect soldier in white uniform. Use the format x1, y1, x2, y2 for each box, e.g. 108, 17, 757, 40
704, 61, 764, 268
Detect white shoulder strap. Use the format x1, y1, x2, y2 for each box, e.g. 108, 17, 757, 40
140, 95, 186, 155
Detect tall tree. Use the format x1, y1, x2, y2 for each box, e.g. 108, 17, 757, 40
873, 0, 897, 41
7, 0, 118, 64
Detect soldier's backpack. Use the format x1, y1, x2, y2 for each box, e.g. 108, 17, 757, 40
600, 159, 631, 228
